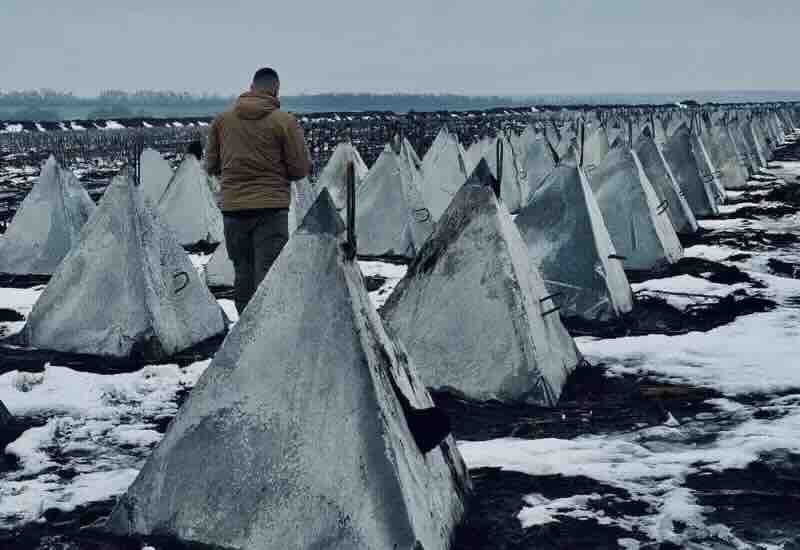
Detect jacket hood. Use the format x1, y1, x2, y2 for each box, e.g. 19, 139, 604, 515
234, 91, 280, 120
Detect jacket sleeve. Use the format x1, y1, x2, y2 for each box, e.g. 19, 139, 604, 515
283, 116, 312, 181
205, 116, 222, 176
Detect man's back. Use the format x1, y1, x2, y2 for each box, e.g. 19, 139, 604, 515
207, 90, 310, 211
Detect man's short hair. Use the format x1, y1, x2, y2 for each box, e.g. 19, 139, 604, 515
252, 67, 280, 92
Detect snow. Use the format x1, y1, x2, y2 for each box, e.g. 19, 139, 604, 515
69, 122, 85, 131
358, 260, 408, 309
34, 123, 46, 133
0, 361, 211, 526
104, 120, 125, 130
632, 274, 753, 310
2, 124, 23, 134
142, 121, 153, 129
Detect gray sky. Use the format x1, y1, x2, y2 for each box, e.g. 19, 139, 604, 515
3, 0, 799, 96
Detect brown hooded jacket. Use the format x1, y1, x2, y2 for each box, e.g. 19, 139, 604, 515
206, 91, 311, 211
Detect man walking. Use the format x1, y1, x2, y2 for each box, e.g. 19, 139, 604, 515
206, 67, 311, 313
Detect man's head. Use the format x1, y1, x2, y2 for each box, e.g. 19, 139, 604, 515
251, 67, 280, 96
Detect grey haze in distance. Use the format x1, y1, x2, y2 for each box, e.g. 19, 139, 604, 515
2, 0, 799, 97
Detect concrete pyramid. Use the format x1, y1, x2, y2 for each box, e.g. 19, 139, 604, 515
204, 179, 321, 288
663, 124, 720, 217
580, 124, 610, 173
355, 139, 434, 259
383, 160, 581, 405
589, 146, 683, 272
107, 189, 470, 550
634, 131, 699, 235
729, 121, 759, 176
524, 132, 559, 198
0, 156, 95, 275
419, 126, 472, 221
18, 172, 227, 360
466, 133, 526, 213
703, 121, 750, 190
317, 141, 368, 210
156, 155, 224, 247
516, 164, 633, 323
139, 148, 173, 206
691, 130, 726, 204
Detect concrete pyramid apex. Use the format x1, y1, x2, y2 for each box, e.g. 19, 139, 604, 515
382, 177, 581, 406
589, 146, 683, 273
524, 133, 558, 199
419, 127, 472, 222
139, 148, 173, 206
296, 186, 345, 236
516, 164, 633, 322
0, 156, 96, 275
107, 209, 469, 549
355, 142, 433, 260
317, 141, 368, 210
19, 173, 227, 360
156, 155, 224, 247
465, 157, 499, 192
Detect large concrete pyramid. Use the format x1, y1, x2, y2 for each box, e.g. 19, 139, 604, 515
139, 148, 173, 206
317, 141, 368, 210
634, 131, 699, 235
204, 179, 319, 288
107, 189, 470, 550
663, 124, 720, 217
466, 133, 527, 213
383, 160, 581, 405
156, 155, 224, 247
18, 172, 227, 360
419, 126, 472, 221
516, 165, 633, 323
0, 156, 96, 275
355, 140, 434, 259
589, 146, 683, 272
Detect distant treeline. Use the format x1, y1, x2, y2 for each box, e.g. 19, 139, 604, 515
2, 89, 800, 121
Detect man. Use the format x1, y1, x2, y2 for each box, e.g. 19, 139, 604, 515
206, 67, 311, 313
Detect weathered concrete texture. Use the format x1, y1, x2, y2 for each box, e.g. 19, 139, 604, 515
691, 131, 726, 204
316, 141, 368, 210
635, 133, 699, 235
663, 125, 720, 217
156, 155, 224, 247
467, 132, 527, 213
18, 173, 227, 360
108, 189, 470, 550
0, 156, 96, 275
729, 122, 760, 176
383, 162, 581, 406
139, 148, 173, 206
589, 146, 683, 272
204, 179, 319, 288
516, 165, 633, 322
703, 122, 749, 190
524, 133, 558, 199
419, 126, 471, 222
355, 141, 433, 259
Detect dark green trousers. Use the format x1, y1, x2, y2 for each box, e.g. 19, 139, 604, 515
223, 208, 289, 313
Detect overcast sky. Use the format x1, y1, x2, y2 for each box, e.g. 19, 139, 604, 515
3, 0, 799, 96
